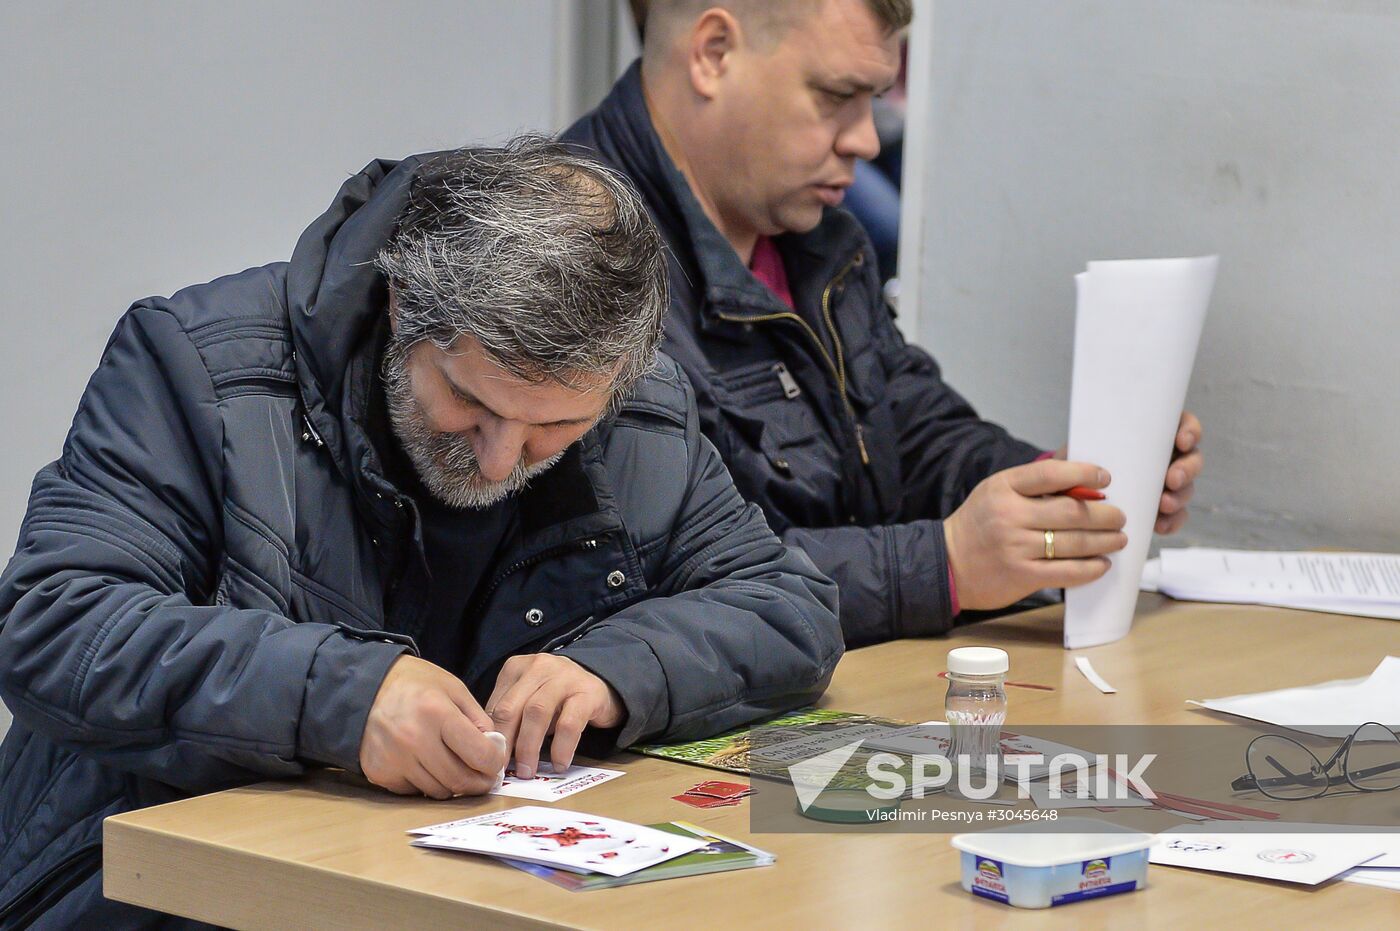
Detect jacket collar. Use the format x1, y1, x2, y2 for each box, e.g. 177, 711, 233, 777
284, 154, 420, 477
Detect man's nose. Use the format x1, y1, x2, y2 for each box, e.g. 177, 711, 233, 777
836, 102, 881, 162
472, 420, 528, 482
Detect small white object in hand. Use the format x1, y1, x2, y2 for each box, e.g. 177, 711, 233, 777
484, 730, 508, 790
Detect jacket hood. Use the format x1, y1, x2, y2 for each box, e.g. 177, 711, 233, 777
284, 155, 424, 449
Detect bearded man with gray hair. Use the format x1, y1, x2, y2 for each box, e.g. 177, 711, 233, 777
0, 138, 840, 927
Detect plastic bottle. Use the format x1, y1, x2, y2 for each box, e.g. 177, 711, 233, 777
945, 647, 1009, 783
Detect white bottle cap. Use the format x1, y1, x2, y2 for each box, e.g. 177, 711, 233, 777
947, 647, 1009, 676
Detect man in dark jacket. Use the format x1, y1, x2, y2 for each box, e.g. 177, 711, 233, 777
0, 139, 840, 927
562, 0, 1204, 645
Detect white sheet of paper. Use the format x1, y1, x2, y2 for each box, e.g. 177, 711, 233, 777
489, 762, 625, 801
1063, 256, 1218, 649
1187, 655, 1400, 735
408, 806, 706, 877
1145, 548, 1400, 620
1139, 557, 1162, 592
1151, 822, 1390, 885
1342, 866, 1400, 890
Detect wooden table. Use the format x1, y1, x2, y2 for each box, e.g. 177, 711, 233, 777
104, 594, 1400, 928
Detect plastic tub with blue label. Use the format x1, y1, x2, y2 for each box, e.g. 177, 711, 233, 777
951, 818, 1154, 908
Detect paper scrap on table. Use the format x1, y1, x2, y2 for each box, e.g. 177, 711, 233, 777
490, 763, 625, 802
1141, 548, 1400, 620
1063, 256, 1218, 649
673, 780, 752, 809
1074, 656, 1117, 694
1187, 656, 1400, 736
409, 806, 706, 877
1151, 822, 1390, 885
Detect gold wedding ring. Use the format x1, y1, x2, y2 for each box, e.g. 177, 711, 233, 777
1044, 529, 1056, 560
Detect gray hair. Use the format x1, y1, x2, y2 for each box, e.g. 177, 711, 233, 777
375, 136, 667, 400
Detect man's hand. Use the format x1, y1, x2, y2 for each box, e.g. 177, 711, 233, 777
1053, 411, 1203, 535
485, 654, 625, 779
359, 655, 508, 799
944, 459, 1128, 611
1157, 411, 1202, 535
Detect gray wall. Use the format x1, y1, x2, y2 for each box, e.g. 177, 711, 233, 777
911, 0, 1400, 553
0, 0, 578, 738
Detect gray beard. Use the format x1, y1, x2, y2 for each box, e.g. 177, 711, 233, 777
381, 336, 564, 510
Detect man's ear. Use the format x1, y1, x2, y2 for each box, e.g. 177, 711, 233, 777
686, 8, 742, 100
387, 286, 400, 335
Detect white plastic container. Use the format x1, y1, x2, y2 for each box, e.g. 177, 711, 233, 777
951, 818, 1153, 908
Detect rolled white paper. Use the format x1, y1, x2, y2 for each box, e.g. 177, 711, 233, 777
1064, 256, 1218, 649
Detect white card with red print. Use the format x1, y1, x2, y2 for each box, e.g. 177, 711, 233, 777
409, 806, 706, 876
488, 763, 625, 802
1150, 823, 1390, 885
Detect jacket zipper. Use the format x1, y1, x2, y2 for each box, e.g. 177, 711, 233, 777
715, 252, 870, 464
300, 412, 326, 448
466, 536, 604, 624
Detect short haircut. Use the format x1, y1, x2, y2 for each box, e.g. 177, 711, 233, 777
642, 0, 912, 62
376, 136, 667, 399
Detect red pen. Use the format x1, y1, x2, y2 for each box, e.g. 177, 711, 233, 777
1064, 486, 1105, 501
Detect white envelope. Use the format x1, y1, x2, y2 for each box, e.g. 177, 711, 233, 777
1342, 866, 1400, 891
1151, 822, 1391, 885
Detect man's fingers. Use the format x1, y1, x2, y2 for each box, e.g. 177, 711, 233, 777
512, 684, 565, 780
549, 695, 594, 773
445, 680, 495, 733
1159, 482, 1196, 517
1034, 529, 1127, 560
1166, 448, 1204, 490
1007, 459, 1109, 498
376, 773, 418, 796
1030, 556, 1113, 589
441, 714, 508, 776
420, 736, 487, 797
486, 663, 543, 761
1157, 510, 1189, 535
484, 657, 528, 722
1031, 498, 1126, 532
1177, 411, 1202, 451
406, 762, 455, 801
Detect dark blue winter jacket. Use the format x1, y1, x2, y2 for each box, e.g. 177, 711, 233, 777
0, 152, 841, 927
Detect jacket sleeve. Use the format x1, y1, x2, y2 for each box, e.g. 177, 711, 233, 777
726, 306, 1042, 647
756, 310, 1045, 646
557, 382, 843, 747
880, 314, 1044, 518
0, 306, 409, 793
778, 520, 953, 647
